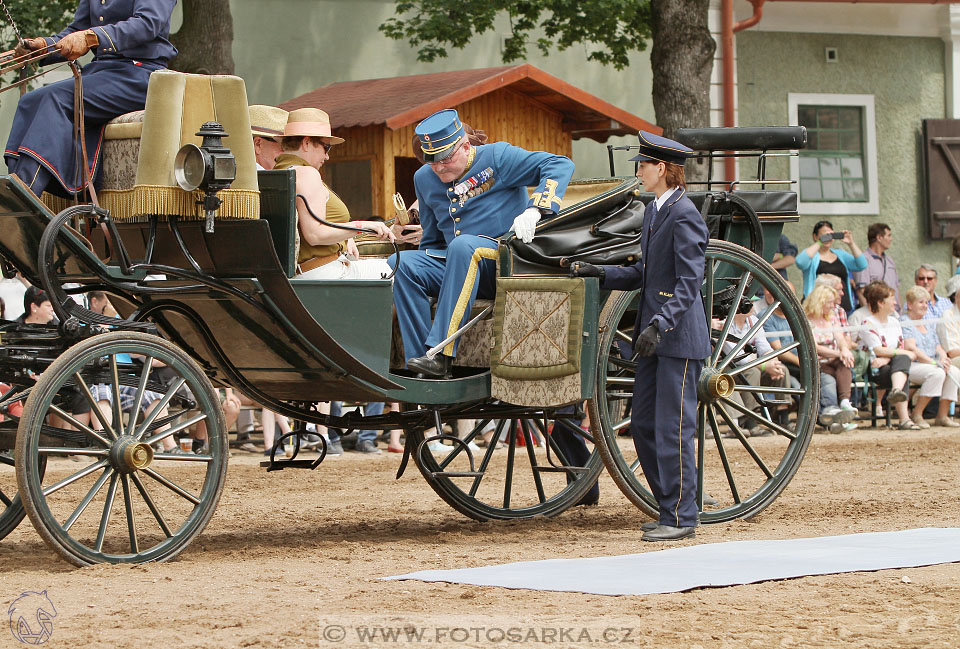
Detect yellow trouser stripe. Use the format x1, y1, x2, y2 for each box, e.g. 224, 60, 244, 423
674, 358, 690, 527
444, 246, 498, 356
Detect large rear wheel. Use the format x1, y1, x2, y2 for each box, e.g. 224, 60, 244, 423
590, 240, 818, 522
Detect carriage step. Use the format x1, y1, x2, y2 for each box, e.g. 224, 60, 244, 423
259, 457, 323, 472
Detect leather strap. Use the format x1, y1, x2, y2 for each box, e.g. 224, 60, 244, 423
296, 252, 341, 274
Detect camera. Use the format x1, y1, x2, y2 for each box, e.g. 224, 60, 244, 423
819, 231, 845, 243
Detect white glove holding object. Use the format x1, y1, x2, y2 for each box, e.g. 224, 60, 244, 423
512, 207, 541, 243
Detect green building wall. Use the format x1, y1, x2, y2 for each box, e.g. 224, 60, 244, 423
738, 31, 949, 293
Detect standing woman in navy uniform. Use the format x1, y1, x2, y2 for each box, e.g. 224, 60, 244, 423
573, 132, 710, 541
4, 0, 177, 199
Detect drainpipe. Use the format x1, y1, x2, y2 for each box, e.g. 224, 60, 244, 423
722, 0, 765, 184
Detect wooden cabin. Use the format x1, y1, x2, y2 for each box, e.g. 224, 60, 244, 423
280, 64, 657, 219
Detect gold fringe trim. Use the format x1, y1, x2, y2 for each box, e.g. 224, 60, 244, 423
42, 185, 260, 222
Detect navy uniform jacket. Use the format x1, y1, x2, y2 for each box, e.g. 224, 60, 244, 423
42, 0, 178, 64
602, 188, 711, 359
4, 0, 176, 196
414, 142, 575, 254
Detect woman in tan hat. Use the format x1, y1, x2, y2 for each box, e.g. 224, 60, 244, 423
274, 107, 395, 279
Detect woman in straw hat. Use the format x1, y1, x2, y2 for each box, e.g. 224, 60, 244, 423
273, 108, 395, 280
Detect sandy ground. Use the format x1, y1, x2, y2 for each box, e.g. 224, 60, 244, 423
2, 424, 959, 649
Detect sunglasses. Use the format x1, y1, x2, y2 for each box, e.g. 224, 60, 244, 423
917, 276, 936, 282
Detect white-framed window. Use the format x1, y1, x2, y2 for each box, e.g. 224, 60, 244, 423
788, 93, 878, 215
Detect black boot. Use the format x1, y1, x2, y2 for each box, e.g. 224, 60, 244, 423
407, 354, 454, 379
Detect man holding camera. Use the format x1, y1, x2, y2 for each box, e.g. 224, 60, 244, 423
853, 223, 899, 309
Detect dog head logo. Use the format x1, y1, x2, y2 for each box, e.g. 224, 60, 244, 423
8, 591, 57, 645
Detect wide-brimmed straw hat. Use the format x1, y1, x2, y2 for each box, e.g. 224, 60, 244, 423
282, 108, 345, 145
249, 105, 288, 139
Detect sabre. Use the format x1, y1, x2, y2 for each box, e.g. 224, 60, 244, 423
425, 305, 493, 360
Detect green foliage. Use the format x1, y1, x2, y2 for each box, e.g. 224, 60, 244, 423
0, 0, 75, 45
380, 0, 652, 71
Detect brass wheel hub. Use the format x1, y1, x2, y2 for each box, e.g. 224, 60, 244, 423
698, 368, 736, 402
110, 436, 154, 473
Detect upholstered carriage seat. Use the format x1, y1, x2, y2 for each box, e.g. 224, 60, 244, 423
100, 110, 145, 193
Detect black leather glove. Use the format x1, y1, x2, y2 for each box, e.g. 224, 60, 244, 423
569, 261, 605, 281
634, 324, 661, 357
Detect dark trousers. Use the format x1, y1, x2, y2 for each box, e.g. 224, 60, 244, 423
874, 354, 911, 390
631, 355, 702, 528
5, 58, 157, 196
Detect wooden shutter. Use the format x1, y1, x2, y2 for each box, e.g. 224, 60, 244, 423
923, 119, 960, 239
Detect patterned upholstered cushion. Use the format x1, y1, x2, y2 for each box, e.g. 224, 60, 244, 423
390, 299, 494, 370
99, 111, 144, 192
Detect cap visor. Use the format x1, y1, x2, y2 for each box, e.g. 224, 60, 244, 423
422, 146, 456, 163
629, 152, 658, 162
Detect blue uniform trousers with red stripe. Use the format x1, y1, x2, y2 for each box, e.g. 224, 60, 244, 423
5, 58, 158, 197
631, 354, 701, 528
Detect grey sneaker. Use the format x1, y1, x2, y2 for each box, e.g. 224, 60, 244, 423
355, 440, 382, 454
326, 439, 344, 456
819, 406, 842, 426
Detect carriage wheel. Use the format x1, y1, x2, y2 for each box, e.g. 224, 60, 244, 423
15, 332, 228, 565
0, 391, 43, 541
589, 240, 818, 522
408, 408, 604, 521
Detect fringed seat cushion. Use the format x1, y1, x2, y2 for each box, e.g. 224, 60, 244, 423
390, 299, 494, 370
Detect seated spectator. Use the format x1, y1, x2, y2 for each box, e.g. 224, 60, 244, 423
913, 264, 952, 319
936, 275, 960, 383
854, 223, 899, 309
803, 284, 857, 432
19, 286, 55, 325
901, 286, 959, 428
796, 220, 866, 314
860, 281, 916, 429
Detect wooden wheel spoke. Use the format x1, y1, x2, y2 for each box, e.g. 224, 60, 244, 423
717, 300, 779, 372
130, 472, 173, 537
502, 420, 518, 509
109, 356, 124, 440
142, 412, 207, 447
134, 377, 186, 440
94, 472, 120, 553
0, 454, 14, 467
73, 372, 118, 441
141, 467, 201, 505
519, 420, 547, 504
42, 458, 110, 497
0, 488, 12, 507
708, 405, 741, 503
720, 394, 796, 440
48, 404, 112, 448
63, 467, 113, 531
121, 475, 139, 554
39, 447, 109, 457
467, 419, 506, 498
125, 356, 154, 437
710, 272, 751, 365
727, 342, 801, 377
715, 398, 775, 478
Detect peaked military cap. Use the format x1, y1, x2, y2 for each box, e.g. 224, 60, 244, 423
415, 109, 466, 162
629, 130, 695, 165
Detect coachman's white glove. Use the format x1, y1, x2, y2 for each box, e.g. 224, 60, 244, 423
512, 207, 541, 243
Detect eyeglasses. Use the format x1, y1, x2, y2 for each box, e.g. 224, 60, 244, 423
917, 276, 936, 282
428, 143, 465, 167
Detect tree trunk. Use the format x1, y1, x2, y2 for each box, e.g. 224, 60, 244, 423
650, 0, 715, 181
169, 0, 234, 75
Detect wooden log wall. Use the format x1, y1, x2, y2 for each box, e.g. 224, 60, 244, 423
328, 88, 574, 219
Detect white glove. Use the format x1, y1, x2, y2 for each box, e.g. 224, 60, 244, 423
512, 207, 541, 243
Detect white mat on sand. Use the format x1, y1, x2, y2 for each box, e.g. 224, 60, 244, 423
384, 528, 960, 596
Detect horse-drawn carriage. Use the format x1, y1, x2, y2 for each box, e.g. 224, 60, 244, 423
0, 72, 818, 566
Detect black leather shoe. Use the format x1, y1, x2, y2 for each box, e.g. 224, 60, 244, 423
642, 524, 697, 542
407, 354, 454, 379
641, 521, 659, 532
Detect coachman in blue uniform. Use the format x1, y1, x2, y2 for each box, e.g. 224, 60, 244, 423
573, 131, 710, 541
4, 0, 177, 199
390, 108, 574, 379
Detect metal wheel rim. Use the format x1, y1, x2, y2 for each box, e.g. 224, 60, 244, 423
15, 332, 228, 565
591, 240, 818, 523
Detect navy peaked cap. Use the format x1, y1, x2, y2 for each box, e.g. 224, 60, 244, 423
629, 130, 695, 165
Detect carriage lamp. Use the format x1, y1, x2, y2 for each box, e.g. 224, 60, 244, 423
174, 122, 237, 233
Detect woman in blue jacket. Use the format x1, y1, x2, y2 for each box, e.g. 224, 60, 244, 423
796, 220, 866, 314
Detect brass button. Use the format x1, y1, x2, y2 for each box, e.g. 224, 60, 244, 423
447, 188, 453, 192
455, 230, 461, 235
455, 218, 460, 222
99, 16, 104, 20
451, 208, 456, 213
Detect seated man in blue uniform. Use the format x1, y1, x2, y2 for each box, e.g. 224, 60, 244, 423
390, 108, 575, 379
5, 0, 177, 199
572, 132, 710, 541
